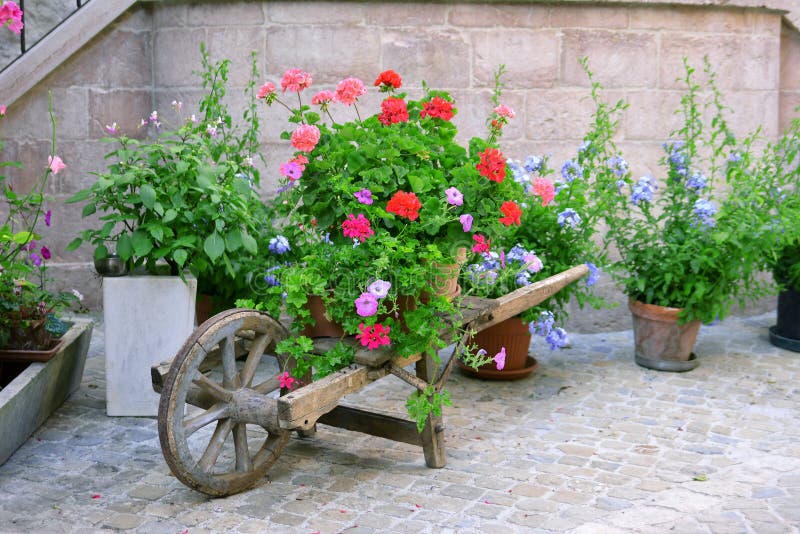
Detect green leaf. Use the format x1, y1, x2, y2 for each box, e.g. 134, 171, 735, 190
162, 209, 177, 223
241, 231, 257, 255
197, 165, 214, 189
131, 229, 153, 257
93, 244, 108, 260
225, 228, 242, 252
204, 232, 225, 263
408, 174, 425, 193
173, 248, 188, 267
140, 184, 157, 209
12, 231, 33, 244
149, 226, 164, 241
82, 203, 97, 217
116, 232, 133, 260
65, 189, 92, 204
65, 237, 83, 252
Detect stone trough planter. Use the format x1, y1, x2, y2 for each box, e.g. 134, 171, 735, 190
0, 319, 93, 465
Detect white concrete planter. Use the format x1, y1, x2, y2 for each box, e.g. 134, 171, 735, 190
0, 319, 93, 465
103, 274, 196, 416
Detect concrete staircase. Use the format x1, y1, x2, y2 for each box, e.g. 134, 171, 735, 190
0, 0, 136, 106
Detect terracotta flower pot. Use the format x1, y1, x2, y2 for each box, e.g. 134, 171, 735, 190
458, 316, 538, 380
300, 295, 345, 338
629, 299, 701, 372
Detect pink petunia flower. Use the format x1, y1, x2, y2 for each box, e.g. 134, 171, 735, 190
280, 161, 303, 181
0, 105, 5, 115
281, 69, 312, 93
311, 90, 335, 106
493, 347, 507, 370
459, 214, 473, 232
445, 187, 463, 206
355, 292, 379, 317
524, 253, 543, 273
48, 155, 66, 175
290, 124, 321, 152
257, 82, 276, 99
532, 177, 555, 207
494, 105, 515, 119
335, 77, 367, 106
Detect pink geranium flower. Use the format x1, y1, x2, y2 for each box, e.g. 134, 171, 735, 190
532, 177, 555, 207
257, 82, 276, 100
0, 2, 23, 34
356, 323, 391, 350
290, 124, 321, 152
494, 105, 515, 119
281, 69, 312, 92
48, 155, 66, 175
0, 105, 6, 115
341, 213, 374, 242
311, 90, 335, 106
472, 234, 490, 254
278, 372, 296, 389
335, 77, 367, 106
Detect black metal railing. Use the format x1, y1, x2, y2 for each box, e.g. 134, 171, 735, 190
14, 0, 92, 55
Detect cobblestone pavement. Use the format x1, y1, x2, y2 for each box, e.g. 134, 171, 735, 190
0, 312, 798, 533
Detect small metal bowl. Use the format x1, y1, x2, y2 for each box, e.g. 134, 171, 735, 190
94, 255, 128, 277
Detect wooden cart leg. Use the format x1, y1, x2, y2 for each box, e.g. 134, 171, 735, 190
416, 351, 446, 468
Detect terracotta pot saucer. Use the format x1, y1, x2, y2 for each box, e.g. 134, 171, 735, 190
457, 355, 539, 381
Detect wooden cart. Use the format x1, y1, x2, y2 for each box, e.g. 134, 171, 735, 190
151, 265, 588, 497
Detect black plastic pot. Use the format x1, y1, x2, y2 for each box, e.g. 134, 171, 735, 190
770, 288, 800, 352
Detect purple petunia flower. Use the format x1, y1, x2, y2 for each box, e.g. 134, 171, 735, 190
445, 187, 463, 206
355, 292, 379, 317
44, 210, 52, 227
30, 252, 42, 267
354, 188, 373, 205
367, 279, 391, 299
279, 161, 302, 181
459, 214, 473, 232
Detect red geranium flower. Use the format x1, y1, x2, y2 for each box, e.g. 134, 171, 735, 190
374, 69, 402, 90
356, 323, 391, 350
472, 234, 491, 254
378, 97, 409, 126
420, 97, 454, 121
386, 191, 422, 221
499, 200, 522, 226
476, 148, 506, 183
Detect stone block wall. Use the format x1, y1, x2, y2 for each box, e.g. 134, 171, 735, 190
0, 0, 797, 330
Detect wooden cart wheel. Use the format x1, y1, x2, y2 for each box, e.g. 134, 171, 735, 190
158, 309, 291, 497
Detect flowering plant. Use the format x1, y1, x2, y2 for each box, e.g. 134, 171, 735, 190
66, 46, 265, 299
589, 59, 779, 324
0, 95, 81, 350
242, 67, 523, 429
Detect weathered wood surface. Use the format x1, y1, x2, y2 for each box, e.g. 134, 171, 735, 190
416, 352, 447, 468
317, 404, 423, 446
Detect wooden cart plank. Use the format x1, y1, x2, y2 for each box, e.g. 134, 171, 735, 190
416, 352, 447, 468
277, 364, 368, 429
317, 404, 423, 446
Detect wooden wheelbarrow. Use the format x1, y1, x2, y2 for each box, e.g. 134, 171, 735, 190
151, 265, 588, 496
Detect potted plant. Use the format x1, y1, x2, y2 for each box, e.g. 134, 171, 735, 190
239, 67, 531, 429
589, 58, 779, 371
458, 147, 602, 379
0, 90, 94, 465
762, 114, 800, 351
65, 46, 267, 415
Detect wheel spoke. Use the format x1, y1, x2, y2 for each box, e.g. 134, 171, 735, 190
192, 372, 233, 403
183, 403, 230, 438
252, 373, 282, 394
232, 424, 253, 472
220, 335, 239, 389
240, 333, 271, 387
197, 418, 233, 472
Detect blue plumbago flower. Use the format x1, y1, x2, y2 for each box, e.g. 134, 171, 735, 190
585, 262, 599, 287
561, 159, 582, 182
263, 265, 282, 287
531, 311, 555, 337
268, 235, 290, 254
506, 159, 529, 184
631, 175, 657, 205
686, 171, 707, 192
516, 271, 531, 286
692, 198, 718, 228
579, 140, 591, 153
524, 155, 544, 173
665, 141, 689, 176
506, 245, 528, 263
616, 179, 626, 190
322, 232, 333, 245
557, 208, 582, 229
607, 155, 628, 177
545, 327, 569, 350
728, 151, 742, 163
